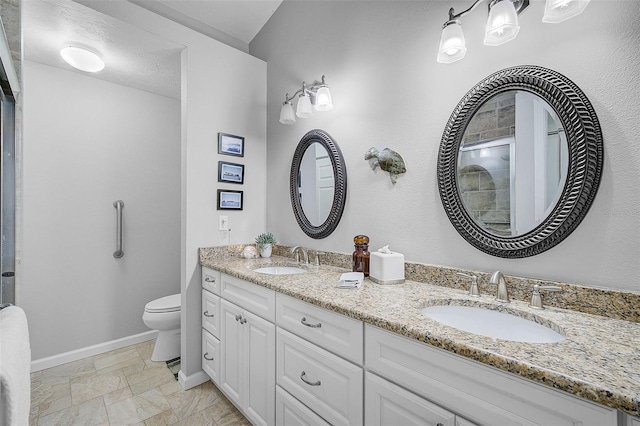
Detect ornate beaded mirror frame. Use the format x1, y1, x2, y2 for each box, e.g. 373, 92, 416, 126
437, 65, 603, 258
290, 129, 347, 239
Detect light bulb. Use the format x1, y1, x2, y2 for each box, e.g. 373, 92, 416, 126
543, 0, 590, 23
314, 86, 333, 111
484, 0, 520, 46
279, 102, 296, 124
437, 20, 467, 63
296, 93, 313, 118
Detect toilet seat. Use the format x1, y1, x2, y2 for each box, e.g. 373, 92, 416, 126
144, 294, 181, 313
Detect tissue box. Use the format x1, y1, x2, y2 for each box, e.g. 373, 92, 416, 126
369, 251, 405, 284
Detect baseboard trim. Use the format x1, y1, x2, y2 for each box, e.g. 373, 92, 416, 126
178, 369, 210, 390
31, 330, 158, 372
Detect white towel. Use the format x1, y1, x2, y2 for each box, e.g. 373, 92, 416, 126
337, 272, 364, 289
0, 306, 31, 426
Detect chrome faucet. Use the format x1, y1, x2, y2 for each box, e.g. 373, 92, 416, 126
290, 246, 309, 264
489, 271, 510, 303
456, 272, 480, 297
529, 284, 562, 309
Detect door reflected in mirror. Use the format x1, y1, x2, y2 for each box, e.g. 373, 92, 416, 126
457, 91, 568, 237
298, 142, 335, 227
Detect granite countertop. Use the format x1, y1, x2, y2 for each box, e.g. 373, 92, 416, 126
199, 253, 640, 417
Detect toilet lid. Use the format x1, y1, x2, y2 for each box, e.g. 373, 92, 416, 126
145, 294, 181, 313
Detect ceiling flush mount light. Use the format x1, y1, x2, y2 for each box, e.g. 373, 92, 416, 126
279, 75, 333, 125
60, 45, 105, 73
436, 0, 590, 64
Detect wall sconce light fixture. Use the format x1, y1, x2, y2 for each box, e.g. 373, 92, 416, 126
437, 0, 591, 64
60, 44, 105, 73
279, 75, 333, 124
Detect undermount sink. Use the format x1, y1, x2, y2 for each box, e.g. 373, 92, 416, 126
253, 266, 307, 275
421, 304, 565, 344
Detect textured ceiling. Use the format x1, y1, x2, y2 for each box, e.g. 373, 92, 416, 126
23, 0, 282, 100
134, 0, 283, 45
24, 0, 184, 99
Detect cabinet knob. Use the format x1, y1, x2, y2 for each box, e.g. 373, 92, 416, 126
301, 317, 322, 328
203, 311, 214, 318
235, 314, 242, 322
239, 317, 247, 325
300, 371, 321, 386
203, 352, 214, 361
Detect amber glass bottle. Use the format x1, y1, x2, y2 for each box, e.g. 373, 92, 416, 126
352, 235, 370, 277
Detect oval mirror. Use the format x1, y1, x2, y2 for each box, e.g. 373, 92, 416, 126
290, 129, 347, 239
438, 66, 603, 258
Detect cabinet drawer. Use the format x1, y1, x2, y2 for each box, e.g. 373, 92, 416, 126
202, 329, 220, 384
202, 289, 220, 338
276, 293, 363, 365
276, 385, 330, 426
365, 371, 456, 426
277, 328, 363, 426
365, 325, 617, 426
202, 267, 220, 295
221, 273, 275, 322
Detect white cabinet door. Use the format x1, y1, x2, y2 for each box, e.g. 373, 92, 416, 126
243, 309, 275, 426
365, 371, 456, 426
625, 415, 640, 426
202, 329, 220, 384
276, 385, 331, 426
220, 299, 243, 407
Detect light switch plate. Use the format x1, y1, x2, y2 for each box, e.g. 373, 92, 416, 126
219, 215, 229, 231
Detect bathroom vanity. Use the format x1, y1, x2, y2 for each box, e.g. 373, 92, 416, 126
199, 249, 640, 426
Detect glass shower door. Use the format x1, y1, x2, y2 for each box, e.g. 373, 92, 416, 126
1, 93, 16, 305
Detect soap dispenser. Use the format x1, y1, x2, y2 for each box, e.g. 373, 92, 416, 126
352, 235, 370, 277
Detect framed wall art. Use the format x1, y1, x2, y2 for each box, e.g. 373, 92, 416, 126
218, 132, 244, 157
217, 189, 243, 210
218, 161, 244, 184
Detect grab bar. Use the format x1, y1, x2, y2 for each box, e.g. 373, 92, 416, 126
113, 200, 124, 258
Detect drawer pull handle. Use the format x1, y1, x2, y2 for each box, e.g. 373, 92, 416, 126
300, 371, 321, 386
235, 314, 242, 322
301, 317, 322, 328
239, 318, 247, 325
203, 311, 215, 318
205, 277, 215, 283
203, 352, 214, 361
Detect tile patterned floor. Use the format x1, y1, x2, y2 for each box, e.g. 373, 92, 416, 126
29, 340, 250, 425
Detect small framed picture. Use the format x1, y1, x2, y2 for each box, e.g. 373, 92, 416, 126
217, 189, 243, 210
218, 132, 244, 157
218, 161, 244, 184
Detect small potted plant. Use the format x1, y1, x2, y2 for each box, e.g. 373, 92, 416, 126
255, 232, 277, 258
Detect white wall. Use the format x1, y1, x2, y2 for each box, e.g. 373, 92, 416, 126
250, 0, 640, 292
82, 1, 267, 385
22, 61, 181, 360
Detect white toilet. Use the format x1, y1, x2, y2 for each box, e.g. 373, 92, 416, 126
142, 293, 181, 361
